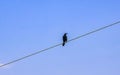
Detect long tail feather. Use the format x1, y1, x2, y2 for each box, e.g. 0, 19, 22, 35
62, 42, 65, 46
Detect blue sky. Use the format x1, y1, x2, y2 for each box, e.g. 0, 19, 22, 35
0, 0, 120, 75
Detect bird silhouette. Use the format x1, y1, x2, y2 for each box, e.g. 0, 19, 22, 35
62, 33, 67, 46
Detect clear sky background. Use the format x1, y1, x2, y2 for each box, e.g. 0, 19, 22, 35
0, 0, 120, 75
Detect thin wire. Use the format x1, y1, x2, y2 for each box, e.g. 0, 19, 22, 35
69, 21, 120, 42
0, 21, 120, 68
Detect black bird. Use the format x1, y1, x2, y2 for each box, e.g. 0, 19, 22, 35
62, 33, 67, 46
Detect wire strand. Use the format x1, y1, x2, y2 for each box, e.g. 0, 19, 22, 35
0, 21, 120, 68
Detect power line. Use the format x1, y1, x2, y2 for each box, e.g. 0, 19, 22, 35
69, 21, 120, 42
0, 21, 120, 68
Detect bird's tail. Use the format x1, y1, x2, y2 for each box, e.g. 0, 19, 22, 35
62, 42, 65, 46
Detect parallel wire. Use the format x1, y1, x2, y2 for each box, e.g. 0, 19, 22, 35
0, 21, 120, 68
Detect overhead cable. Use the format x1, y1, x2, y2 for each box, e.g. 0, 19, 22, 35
0, 21, 120, 68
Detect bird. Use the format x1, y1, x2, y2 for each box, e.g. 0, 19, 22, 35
62, 33, 68, 46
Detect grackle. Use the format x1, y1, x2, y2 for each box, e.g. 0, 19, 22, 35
62, 33, 67, 46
